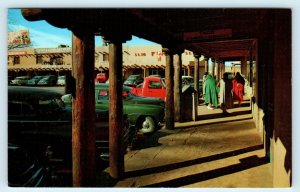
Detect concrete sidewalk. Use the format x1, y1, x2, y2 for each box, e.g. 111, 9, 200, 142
99, 100, 273, 188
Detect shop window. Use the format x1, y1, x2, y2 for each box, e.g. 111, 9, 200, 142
50, 56, 64, 65
103, 53, 109, 62
36, 55, 43, 64
13, 56, 20, 65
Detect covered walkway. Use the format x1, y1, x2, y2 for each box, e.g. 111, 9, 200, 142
98, 99, 272, 187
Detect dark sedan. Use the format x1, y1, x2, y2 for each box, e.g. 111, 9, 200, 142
8, 86, 132, 186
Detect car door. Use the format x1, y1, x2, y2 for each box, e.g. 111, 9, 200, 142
144, 79, 166, 100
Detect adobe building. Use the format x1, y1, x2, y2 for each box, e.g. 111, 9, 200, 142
8, 45, 206, 79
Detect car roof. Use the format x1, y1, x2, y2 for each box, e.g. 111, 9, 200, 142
95, 83, 132, 91
182, 76, 193, 78
8, 86, 63, 101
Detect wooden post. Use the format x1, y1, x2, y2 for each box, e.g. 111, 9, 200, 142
194, 55, 199, 117
187, 65, 191, 76
174, 52, 182, 122
204, 56, 209, 73
108, 40, 124, 179
241, 57, 247, 78
211, 59, 215, 77
163, 48, 174, 130
215, 61, 219, 81
72, 31, 96, 187
194, 55, 200, 94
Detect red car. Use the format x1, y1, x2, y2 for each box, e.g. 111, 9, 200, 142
130, 76, 166, 101
95, 73, 108, 83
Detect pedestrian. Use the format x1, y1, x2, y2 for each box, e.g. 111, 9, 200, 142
232, 72, 245, 106
218, 72, 234, 114
204, 74, 218, 109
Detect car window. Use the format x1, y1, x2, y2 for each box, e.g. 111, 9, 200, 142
8, 101, 35, 116
39, 98, 64, 110
148, 81, 162, 89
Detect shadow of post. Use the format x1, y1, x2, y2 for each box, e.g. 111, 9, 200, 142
125, 144, 264, 179
144, 155, 268, 187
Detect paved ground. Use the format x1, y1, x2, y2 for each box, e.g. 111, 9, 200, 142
98, 97, 273, 188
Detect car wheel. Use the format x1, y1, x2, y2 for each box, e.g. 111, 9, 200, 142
138, 116, 156, 134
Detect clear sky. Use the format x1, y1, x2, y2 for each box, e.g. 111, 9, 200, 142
8, 8, 159, 48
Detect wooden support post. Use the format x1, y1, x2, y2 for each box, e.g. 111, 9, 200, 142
163, 48, 174, 130
193, 55, 200, 117
72, 31, 96, 187
241, 57, 247, 78
187, 66, 191, 76
108, 41, 124, 179
194, 55, 200, 94
174, 52, 182, 122
211, 59, 215, 77
204, 56, 209, 73
215, 61, 219, 81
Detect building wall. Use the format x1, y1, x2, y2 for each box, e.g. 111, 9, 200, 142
8, 45, 200, 78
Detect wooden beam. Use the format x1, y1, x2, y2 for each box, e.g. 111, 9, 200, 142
71, 31, 96, 187
21, 8, 44, 21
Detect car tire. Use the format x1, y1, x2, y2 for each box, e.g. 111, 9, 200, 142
138, 116, 156, 134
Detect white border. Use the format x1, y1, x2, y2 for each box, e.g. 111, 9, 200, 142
1, 1, 299, 192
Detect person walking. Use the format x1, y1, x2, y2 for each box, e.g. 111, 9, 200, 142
218, 72, 234, 114
232, 72, 245, 106
202, 72, 208, 99
204, 74, 218, 109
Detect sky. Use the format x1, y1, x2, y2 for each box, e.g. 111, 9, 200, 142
8, 8, 159, 48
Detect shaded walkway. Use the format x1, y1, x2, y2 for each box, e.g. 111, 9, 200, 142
99, 100, 273, 187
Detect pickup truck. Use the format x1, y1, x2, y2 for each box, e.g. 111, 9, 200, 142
130, 76, 166, 101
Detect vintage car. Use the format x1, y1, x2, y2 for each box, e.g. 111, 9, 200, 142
37, 75, 58, 86
62, 83, 165, 134
130, 76, 166, 101
10, 76, 31, 86
26, 75, 44, 86
94, 73, 108, 83
8, 86, 132, 186
123, 74, 144, 87
56, 75, 66, 86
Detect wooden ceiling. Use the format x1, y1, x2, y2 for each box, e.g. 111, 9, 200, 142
22, 8, 270, 61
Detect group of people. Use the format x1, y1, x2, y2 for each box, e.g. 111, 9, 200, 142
202, 71, 245, 113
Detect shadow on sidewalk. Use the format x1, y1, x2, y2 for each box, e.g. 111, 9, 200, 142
124, 144, 264, 179
144, 155, 268, 187
198, 109, 252, 120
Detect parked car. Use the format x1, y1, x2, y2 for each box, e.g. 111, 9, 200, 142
8, 143, 53, 187
10, 76, 31, 86
62, 83, 165, 134
8, 86, 132, 186
95, 73, 108, 83
123, 74, 144, 87
37, 75, 57, 86
56, 75, 65, 86
8, 76, 14, 85
130, 76, 166, 101
182, 76, 194, 86
26, 75, 44, 86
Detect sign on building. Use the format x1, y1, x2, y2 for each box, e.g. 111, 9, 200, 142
8, 30, 31, 46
